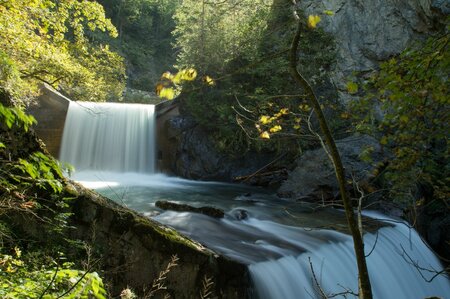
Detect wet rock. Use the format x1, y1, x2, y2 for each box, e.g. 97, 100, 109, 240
156, 200, 225, 218
232, 209, 249, 221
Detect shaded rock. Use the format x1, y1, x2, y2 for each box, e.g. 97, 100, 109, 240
299, 0, 447, 104
278, 135, 384, 202
156, 200, 225, 218
162, 115, 289, 185
232, 209, 249, 221
415, 200, 450, 263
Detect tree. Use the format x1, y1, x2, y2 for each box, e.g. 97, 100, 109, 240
289, 17, 373, 298
0, 0, 125, 104
95, 0, 180, 90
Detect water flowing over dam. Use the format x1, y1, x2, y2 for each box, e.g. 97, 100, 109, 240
60, 101, 155, 173
59, 101, 450, 298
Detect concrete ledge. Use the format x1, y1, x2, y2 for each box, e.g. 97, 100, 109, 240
27, 84, 71, 157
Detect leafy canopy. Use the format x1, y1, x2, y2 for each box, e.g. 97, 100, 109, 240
0, 0, 125, 104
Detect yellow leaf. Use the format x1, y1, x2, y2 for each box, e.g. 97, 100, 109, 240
280, 108, 289, 115
323, 10, 334, 16
161, 72, 173, 80
180, 68, 197, 81
260, 131, 270, 139
203, 75, 214, 86
295, 117, 302, 123
159, 87, 176, 100
293, 125, 301, 130
259, 115, 272, 124
269, 125, 282, 133
307, 15, 321, 29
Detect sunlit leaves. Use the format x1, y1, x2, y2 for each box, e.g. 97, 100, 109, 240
0, 103, 36, 131
0, 0, 125, 103
269, 125, 282, 133
307, 15, 321, 29
259, 115, 272, 125
260, 131, 270, 139
203, 75, 215, 86
156, 68, 211, 100
158, 87, 176, 100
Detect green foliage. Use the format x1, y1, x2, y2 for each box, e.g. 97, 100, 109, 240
0, 103, 36, 132
172, 2, 338, 155
351, 32, 450, 204
95, 0, 180, 92
0, 0, 126, 104
16, 152, 64, 193
173, 0, 271, 74
0, 248, 106, 299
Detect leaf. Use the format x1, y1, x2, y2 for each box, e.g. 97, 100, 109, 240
159, 87, 176, 100
161, 72, 173, 80
279, 108, 289, 115
203, 75, 214, 86
346, 81, 358, 94
307, 15, 321, 29
260, 131, 270, 139
91, 277, 100, 295
0, 142, 5, 149
269, 125, 282, 133
323, 10, 335, 16
259, 115, 272, 124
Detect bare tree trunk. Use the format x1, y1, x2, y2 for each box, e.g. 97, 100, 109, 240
289, 20, 373, 299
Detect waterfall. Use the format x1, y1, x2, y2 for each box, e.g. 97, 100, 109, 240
249, 213, 450, 299
59, 101, 155, 173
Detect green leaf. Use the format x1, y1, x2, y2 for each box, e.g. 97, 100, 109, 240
346, 81, 358, 94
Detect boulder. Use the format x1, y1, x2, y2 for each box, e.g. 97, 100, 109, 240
278, 135, 384, 201
156, 200, 225, 218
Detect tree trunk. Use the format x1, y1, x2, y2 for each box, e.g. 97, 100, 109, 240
289, 19, 373, 299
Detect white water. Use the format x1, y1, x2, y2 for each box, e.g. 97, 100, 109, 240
60, 101, 155, 173
249, 213, 450, 299
59, 102, 450, 298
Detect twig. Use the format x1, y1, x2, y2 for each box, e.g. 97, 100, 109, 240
399, 244, 450, 283
39, 262, 59, 299
56, 258, 102, 298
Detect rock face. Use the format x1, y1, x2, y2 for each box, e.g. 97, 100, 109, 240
299, 0, 448, 103
162, 115, 286, 184
278, 135, 384, 201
